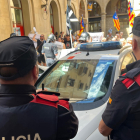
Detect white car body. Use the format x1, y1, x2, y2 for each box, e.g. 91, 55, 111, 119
71, 47, 135, 140
36, 44, 135, 140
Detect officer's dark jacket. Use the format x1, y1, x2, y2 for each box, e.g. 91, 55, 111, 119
0, 84, 78, 140
102, 60, 140, 140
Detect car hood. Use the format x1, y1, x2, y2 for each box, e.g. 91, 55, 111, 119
72, 102, 107, 140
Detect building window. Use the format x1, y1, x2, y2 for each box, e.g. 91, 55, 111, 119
89, 21, 101, 32
83, 67, 88, 74
10, 0, 24, 36
119, 18, 129, 28
79, 83, 84, 90
88, 1, 101, 17
116, 0, 128, 14
67, 78, 75, 87
85, 84, 88, 90
88, 70, 92, 77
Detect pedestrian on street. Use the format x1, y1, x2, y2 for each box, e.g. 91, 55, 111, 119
75, 32, 92, 49
99, 16, 140, 140
32, 33, 46, 66
74, 35, 80, 48
42, 34, 58, 67
57, 37, 66, 49
64, 34, 74, 49
0, 36, 78, 140
106, 31, 113, 41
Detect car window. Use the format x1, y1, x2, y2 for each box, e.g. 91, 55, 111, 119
36, 59, 115, 104
121, 52, 135, 75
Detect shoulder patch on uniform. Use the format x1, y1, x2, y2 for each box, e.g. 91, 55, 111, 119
31, 94, 58, 108
122, 78, 135, 89
109, 97, 112, 104
122, 73, 126, 76
37, 94, 59, 102
58, 100, 70, 110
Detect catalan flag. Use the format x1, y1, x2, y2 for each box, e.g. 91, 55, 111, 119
79, 17, 85, 36
128, 1, 135, 27
113, 12, 120, 31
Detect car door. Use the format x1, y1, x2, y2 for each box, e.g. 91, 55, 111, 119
120, 51, 136, 75
114, 49, 136, 85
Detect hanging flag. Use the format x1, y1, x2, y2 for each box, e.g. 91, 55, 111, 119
79, 17, 85, 36
66, 6, 80, 35
128, 1, 135, 27
113, 12, 120, 31
88, 2, 93, 11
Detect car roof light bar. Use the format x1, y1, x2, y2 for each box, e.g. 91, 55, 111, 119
80, 41, 123, 51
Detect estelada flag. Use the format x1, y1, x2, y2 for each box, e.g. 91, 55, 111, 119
88, 2, 93, 11
113, 12, 120, 31
128, 1, 135, 27
79, 17, 85, 36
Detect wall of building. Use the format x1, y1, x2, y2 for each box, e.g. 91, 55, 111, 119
0, 0, 12, 41
0, 0, 89, 41
88, 0, 131, 38
0, 0, 140, 41
21, 0, 31, 36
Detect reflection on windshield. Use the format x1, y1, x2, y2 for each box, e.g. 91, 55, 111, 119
37, 59, 115, 103
78, 60, 114, 103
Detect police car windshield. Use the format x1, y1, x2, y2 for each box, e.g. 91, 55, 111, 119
37, 59, 115, 103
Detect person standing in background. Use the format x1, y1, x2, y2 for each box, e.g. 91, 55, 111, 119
32, 33, 46, 66
42, 34, 58, 67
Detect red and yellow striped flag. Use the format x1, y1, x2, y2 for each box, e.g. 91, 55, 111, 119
79, 17, 85, 36
128, 1, 135, 27
113, 12, 120, 31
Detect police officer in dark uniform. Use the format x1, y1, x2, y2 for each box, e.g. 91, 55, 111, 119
42, 34, 58, 67
0, 36, 78, 140
75, 32, 92, 49
98, 16, 140, 140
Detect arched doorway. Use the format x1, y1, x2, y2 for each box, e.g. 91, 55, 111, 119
88, 1, 101, 32
106, 0, 129, 38
10, 0, 24, 36
10, 0, 31, 36
50, 1, 60, 36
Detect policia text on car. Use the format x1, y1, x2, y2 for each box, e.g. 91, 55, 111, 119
0, 36, 78, 140
99, 16, 140, 140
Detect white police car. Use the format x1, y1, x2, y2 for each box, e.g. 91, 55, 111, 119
35, 42, 135, 140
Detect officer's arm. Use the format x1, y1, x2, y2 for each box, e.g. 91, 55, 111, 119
32, 34, 37, 42
53, 45, 58, 56
99, 78, 133, 137
41, 45, 45, 55
56, 102, 78, 140
63, 43, 66, 49
99, 119, 112, 136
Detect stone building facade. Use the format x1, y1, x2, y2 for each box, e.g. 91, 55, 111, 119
88, 0, 140, 38
0, 0, 88, 41
0, 0, 139, 41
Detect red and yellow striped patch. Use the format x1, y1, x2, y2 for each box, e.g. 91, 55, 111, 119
109, 97, 112, 104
